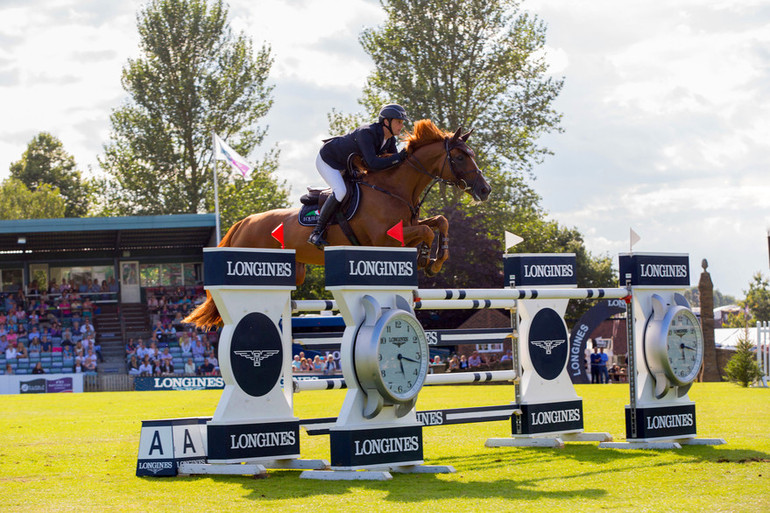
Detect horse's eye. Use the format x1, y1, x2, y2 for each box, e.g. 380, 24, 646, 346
456, 154, 464, 161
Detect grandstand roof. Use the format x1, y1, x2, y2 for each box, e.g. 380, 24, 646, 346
0, 214, 217, 255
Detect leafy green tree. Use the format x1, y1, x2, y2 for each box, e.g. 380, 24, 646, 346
0, 178, 66, 220
98, 0, 287, 218
9, 132, 91, 217
723, 333, 764, 387
744, 272, 770, 322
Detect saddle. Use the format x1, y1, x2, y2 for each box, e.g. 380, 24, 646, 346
297, 180, 361, 227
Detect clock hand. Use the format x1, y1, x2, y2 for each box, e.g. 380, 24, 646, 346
400, 356, 419, 363
681, 344, 697, 351
397, 354, 405, 375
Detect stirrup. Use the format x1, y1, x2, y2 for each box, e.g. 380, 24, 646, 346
308, 230, 329, 249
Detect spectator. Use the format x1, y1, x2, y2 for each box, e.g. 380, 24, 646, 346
5, 344, 18, 360
0, 334, 7, 354
312, 355, 323, 372
125, 338, 137, 356
135, 339, 149, 360
152, 359, 162, 377
147, 341, 159, 362
127, 355, 141, 376
40, 336, 52, 354
184, 358, 196, 375
73, 361, 83, 374
192, 339, 206, 359
160, 347, 173, 365
62, 345, 73, 359
301, 357, 313, 372
292, 355, 302, 372
324, 354, 337, 375
447, 355, 460, 372
468, 351, 483, 370
28, 325, 41, 341
179, 334, 192, 355
28, 338, 42, 357
15, 342, 29, 360
32, 362, 46, 374
85, 348, 98, 371
61, 329, 74, 348
198, 357, 215, 376
80, 320, 95, 337
590, 347, 602, 384
160, 359, 174, 376
138, 357, 153, 376
599, 348, 610, 384
207, 353, 219, 371
4, 363, 14, 375
459, 355, 468, 370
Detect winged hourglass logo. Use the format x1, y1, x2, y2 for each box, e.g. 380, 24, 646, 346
234, 350, 280, 367
531, 339, 566, 355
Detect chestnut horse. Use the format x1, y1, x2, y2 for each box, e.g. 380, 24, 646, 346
185, 119, 491, 328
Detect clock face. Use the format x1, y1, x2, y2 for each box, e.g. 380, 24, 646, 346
664, 308, 704, 385
377, 314, 427, 400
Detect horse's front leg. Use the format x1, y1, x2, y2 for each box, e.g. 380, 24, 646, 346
417, 215, 449, 276
402, 225, 435, 270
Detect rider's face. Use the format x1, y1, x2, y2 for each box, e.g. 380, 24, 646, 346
389, 118, 405, 136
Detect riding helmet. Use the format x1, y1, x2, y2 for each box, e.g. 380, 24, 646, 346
378, 104, 411, 122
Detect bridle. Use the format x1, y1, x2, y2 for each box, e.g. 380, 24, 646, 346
357, 137, 485, 220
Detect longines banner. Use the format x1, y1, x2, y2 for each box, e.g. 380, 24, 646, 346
203, 248, 296, 287
618, 253, 690, 287
503, 253, 577, 287
325, 247, 418, 288
134, 376, 225, 391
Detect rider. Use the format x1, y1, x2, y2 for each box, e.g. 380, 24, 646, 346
307, 103, 411, 248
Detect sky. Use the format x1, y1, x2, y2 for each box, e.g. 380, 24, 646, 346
0, 0, 768, 298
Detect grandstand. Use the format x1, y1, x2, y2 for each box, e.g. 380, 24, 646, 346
0, 214, 216, 390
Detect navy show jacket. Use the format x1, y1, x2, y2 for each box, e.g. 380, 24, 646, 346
319, 122, 401, 171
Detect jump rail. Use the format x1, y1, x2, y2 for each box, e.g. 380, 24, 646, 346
292, 369, 517, 393
414, 287, 631, 301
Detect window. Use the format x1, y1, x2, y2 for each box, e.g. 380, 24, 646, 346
476, 343, 503, 353
1, 269, 22, 292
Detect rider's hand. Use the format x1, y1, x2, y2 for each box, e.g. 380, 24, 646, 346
398, 149, 408, 161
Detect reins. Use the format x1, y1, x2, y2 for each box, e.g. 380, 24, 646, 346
357, 137, 481, 220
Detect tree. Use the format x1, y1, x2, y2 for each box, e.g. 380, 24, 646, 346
359, 0, 563, 179
744, 272, 770, 323
0, 178, 66, 220
723, 333, 764, 387
98, 0, 287, 218
9, 132, 91, 217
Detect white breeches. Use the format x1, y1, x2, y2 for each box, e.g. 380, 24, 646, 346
316, 153, 347, 201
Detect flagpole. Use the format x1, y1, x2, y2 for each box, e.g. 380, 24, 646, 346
212, 132, 221, 243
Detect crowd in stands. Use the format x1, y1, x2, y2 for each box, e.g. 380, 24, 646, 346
125, 287, 220, 378
0, 278, 114, 376
291, 351, 340, 375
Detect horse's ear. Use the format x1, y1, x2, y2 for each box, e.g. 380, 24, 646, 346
451, 127, 462, 141
460, 128, 474, 142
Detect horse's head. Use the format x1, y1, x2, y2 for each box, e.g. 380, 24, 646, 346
442, 128, 491, 202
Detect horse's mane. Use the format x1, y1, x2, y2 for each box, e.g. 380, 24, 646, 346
404, 120, 450, 153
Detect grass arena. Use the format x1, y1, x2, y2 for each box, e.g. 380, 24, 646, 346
1, 383, 768, 511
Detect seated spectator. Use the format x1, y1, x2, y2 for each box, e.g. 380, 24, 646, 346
59, 296, 71, 317
40, 336, 52, 354
152, 359, 162, 376
16, 342, 29, 359
62, 345, 73, 359
313, 355, 323, 372
292, 355, 302, 372
5, 344, 18, 360
447, 355, 460, 372
160, 347, 173, 364
61, 329, 74, 348
28, 326, 41, 341
5, 363, 14, 375
80, 320, 95, 337
6, 326, 18, 346
108, 277, 119, 294
135, 339, 149, 360
301, 357, 313, 372
49, 322, 62, 339
163, 323, 177, 342
80, 335, 91, 353
191, 339, 206, 359
85, 348, 98, 369
160, 359, 174, 376
125, 338, 137, 356
184, 358, 195, 375
147, 341, 159, 362
32, 362, 46, 374
89, 334, 103, 362
28, 339, 42, 356
179, 334, 192, 355
0, 334, 8, 354
468, 351, 484, 370
138, 356, 153, 376
324, 354, 337, 375
28, 310, 40, 326
127, 355, 140, 376
197, 357, 215, 376
73, 361, 84, 373
459, 355, 468, 370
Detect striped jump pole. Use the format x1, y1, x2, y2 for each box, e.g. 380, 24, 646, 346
414, 287, 630, 302
293, 369, 517, 393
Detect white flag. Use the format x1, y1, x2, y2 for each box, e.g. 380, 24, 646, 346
214, 134, 252, 178
505, 231, 523, 252
630, 228, 641, 251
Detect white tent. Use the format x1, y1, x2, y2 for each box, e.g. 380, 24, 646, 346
714, 327, 757, 350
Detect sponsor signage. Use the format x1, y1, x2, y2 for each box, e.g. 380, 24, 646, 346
625, 404, 697, 440
203, 248, 295, 287
325, 247, 418, 288
618, 253, 690, 287
330, 425, 423, 468
568, 300, 627, 384
504, 253, 577, 287
206, 420, 300, 461
46, 377, 73, 393
230, 312, 283, 397
516, 400, 584, 435
528, 308, 569, 381
134, 376, 225, 391
136, 418, 208, 477
19, 378, 46, 394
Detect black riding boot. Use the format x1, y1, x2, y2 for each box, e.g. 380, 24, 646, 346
307, 195, 341, 249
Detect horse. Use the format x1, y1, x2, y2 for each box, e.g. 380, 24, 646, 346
185, 119, 491, 328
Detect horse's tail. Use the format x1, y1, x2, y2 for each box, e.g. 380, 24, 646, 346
183, 218, 247, 329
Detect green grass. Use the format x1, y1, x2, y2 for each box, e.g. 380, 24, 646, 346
1, 383, 768, 512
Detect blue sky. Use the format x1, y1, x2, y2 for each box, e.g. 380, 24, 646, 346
0, 0, 768, 297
